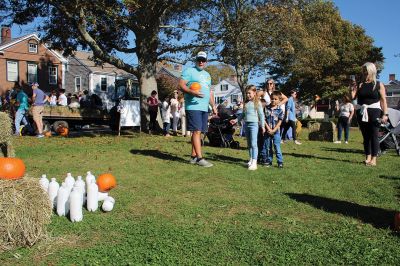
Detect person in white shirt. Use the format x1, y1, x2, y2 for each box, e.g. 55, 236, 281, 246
170, 90, 180, 135
161, 96, 172, 137
334, 95, 354, 144
58, 89, 68, 106
49, 90, 57, 106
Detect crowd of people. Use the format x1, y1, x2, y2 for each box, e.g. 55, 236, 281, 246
0, 82, 104, 138
169, 52, 389, 170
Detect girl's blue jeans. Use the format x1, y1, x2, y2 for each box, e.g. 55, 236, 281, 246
245, 122, 259, 160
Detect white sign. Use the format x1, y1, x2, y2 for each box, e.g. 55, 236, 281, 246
119, 100, 140, 127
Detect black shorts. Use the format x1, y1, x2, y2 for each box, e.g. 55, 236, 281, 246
186, 110, 208, 133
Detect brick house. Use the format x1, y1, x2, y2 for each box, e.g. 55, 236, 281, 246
0, 27, 67, 95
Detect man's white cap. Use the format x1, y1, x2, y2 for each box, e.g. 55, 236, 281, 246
196, 51, 207, 60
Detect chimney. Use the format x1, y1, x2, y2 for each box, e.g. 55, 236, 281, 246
1, 27, 11, 44
389, 74, 396, 81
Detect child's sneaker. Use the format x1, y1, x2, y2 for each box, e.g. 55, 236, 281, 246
334, 140, 341, 144
278, 163, 284, 169
294, 140, 302, 145
345, 141, 348, 144
248, 161, 257, 171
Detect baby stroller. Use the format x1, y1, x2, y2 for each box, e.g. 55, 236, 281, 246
206, 107, 240, 148
378, 108, 400, 155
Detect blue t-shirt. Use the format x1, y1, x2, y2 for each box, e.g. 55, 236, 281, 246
16, 91, 29, 111
286, 97, 296, 121
33, 88, 46, 106
181, 66, 211, 112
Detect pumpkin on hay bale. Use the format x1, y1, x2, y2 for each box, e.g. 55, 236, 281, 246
0, 177, 52, 251
0, 112, 15, 158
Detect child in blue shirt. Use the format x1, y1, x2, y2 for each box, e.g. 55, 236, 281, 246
261, 91, 284, 168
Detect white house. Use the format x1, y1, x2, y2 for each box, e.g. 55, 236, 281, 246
385, 74, 400, 109
213, 76, 243, 107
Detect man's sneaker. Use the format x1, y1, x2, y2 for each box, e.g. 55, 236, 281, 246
189, 157, 197, 164
248, 161, 257, 170
334, 140, 341, 144
278, 163, 284, 169
36, 134, 44, 138
196, 158, 213, 168
294, 140, 302, 145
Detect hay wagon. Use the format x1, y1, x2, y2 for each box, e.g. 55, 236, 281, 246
29, 106, 111, 131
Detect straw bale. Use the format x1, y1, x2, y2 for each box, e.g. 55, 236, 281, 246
0, 112, 14, 157
0, 177, 52, 251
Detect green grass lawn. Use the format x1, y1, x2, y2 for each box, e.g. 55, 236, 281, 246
1, 129, 400, 265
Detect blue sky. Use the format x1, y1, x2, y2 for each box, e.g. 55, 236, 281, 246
333, 0, 400, 83
9, 1, 399, 84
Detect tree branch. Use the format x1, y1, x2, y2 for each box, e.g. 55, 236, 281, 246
157, 43, 215, 56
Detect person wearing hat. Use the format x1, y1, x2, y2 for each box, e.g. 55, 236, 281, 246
31, 82, 49, 138
179, 51, 217, 167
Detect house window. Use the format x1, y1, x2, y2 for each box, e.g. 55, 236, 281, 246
28, 43, 38, 53
231, 94, 238, 104
74, 76, 81, 92
221, 84, 228, 91
387, 92, 393, 97
27, 63, 38, 83
101, 77, 107, 91
49, 66, 58, 84
215, 96, 224, 104
6, 61, 18, 82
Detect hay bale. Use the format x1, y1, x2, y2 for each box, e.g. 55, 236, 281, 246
0, 112, 14, 157
0, 177, 52, 251
308, 121, 336, 142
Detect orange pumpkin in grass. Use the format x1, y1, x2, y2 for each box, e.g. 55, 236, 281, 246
0, 158, 25, 180
97, 173, 117, 192
190, 82, 201, 91
56, 126, 69, 137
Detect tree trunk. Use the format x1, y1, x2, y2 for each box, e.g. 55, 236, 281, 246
138, 66, 160, 133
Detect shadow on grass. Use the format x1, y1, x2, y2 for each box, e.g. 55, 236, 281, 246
379, 175, 400, 181
130, 149, 187, 163
286, 193, 396, 230
321, 147, 364, 154
283, 152, 357, 164
205, 152, 247, 165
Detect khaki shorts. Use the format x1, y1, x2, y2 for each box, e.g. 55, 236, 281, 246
32, 106, 44, 122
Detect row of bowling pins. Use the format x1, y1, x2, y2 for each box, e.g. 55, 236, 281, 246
39, 171, 115, 222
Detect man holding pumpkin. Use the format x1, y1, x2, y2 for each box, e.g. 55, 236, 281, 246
179, 51, 217, 167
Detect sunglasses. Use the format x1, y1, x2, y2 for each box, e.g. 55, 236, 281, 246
196, 58, 207, 63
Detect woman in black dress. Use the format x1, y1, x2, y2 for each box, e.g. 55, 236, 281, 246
351, 62, 388, 166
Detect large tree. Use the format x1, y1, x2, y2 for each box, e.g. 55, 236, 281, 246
268, 0, 384, 100
197, 0, 305, 97
1, 0, 209, 131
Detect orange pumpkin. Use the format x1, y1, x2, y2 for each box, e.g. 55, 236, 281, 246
56, 126, 69, 137
97, 173, 117, 192
0, 158, 26, 180
190, 82, 201, 91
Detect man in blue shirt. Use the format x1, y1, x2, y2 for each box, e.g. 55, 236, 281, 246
31, 82, 49, 138
179, 51, 217, 167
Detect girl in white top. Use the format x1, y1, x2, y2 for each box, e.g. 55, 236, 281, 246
161, 96, 172, 136
334, 95, 354, 144
170, 90, 180, 135
49, 91, 57, 106
58, 89, 68, 106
